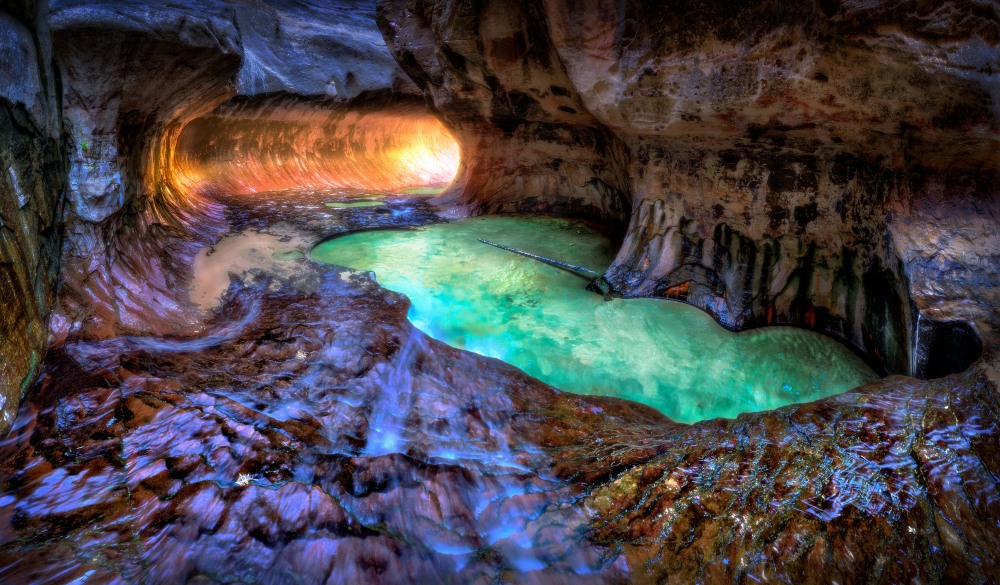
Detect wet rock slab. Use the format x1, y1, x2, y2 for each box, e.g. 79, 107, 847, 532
0, 269, 629, 584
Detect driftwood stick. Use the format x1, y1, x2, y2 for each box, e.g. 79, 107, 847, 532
477, 239, 601, 278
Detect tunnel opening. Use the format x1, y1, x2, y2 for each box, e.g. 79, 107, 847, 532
913, 317, 985, 380
170, 95, 461, 198
159, 91, 884, 422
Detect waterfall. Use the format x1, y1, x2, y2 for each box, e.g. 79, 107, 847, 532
365, 331, 422, 455
912, 311, 923, 377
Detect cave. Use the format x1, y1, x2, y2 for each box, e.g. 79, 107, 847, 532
0, 1, 998, 583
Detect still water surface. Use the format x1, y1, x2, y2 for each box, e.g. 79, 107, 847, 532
312, 216, 878, 423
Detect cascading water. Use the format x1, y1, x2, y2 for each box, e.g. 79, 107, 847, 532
365, 330, 422, 456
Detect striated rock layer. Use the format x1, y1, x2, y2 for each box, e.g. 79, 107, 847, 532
48, 0, 243, 346
45, 0, 422, 356
377, 0, 1000, 376
0, 0, 996, 581
173, 95, 460, 197
0, 0, 433, 431
0, 2, 66, 435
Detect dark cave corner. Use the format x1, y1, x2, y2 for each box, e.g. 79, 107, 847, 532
912, 317, 985, 380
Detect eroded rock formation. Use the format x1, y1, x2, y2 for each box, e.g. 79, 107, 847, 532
173, 96, 459, 196
0, 0, 428, 435
1, 194, 997, 583
378, 0, 634, 224
377, 0, 1000, 376
49, 0, 242, 346
0, 2, 65, 435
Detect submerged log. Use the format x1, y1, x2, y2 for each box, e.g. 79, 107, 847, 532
477, 239, 600, 279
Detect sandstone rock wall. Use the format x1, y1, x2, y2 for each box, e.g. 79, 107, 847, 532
377, 0, 633, 224
0, 0, 416, 427
48, 0, 416, 344
0, 1, 66, 434
173, 95, 459, 196
233, 0, 419, 99
47, 0, 243, 343
377, 0, 1000, 375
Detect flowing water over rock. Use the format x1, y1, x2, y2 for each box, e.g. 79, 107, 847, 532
311, 216, 878, 423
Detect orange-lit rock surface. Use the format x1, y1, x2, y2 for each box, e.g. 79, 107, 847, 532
173, 97, 459, 196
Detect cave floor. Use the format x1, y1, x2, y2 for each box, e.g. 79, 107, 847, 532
0, 191, 998, 584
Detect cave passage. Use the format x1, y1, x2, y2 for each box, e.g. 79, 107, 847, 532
311, 216, 879, 423
170, 101, 461, 197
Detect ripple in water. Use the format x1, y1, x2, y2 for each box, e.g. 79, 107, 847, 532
311, 216, 879, 423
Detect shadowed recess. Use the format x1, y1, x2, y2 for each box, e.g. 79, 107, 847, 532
170, 98, 461, 196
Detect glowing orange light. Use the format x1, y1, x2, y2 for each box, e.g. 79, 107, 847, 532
169, 105, 461, 197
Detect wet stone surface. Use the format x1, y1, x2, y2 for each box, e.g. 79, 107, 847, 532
0, 272, 630, 584
215, 188, 443, 238
0, 192, 998, 583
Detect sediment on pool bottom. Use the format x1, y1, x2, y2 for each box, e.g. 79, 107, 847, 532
311, 215, 879, 423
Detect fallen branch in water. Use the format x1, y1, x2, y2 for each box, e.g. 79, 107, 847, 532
477, 239, 601, 279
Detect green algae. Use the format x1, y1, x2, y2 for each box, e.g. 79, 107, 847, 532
311, 216, 879, 423
325, 201, 385, 209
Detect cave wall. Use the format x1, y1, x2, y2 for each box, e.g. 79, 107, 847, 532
46, 0, 243, 343
232, 0, 419, 99
0, 0, 430, 431
376, 0, 633, 224
0, 2, 65, 434
1, 0, 994, 429
377, 0, 1000, 375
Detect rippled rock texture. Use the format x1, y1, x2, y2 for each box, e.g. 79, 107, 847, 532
377, 0, 1000, 375
49, 0, 242, 349
173, 96, 460, 197
0, 0, 997, 582
0, 191, 631, 583
0, 0, 449, 427
46, 0, 419, 360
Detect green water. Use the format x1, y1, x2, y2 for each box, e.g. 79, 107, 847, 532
325, 201, 385, 209
401, 187, 445, 195
311, 216, 878, 423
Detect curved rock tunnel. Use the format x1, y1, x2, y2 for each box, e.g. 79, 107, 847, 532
172, 96, 461, 196
0, 0, 999, 583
